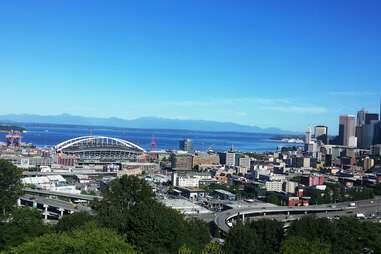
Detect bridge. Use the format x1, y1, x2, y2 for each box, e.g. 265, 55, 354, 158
23, 188, 103, 201
214, 197, 381, 233
55, 136, 146, 160
19, 194, 92, 220
22, 171, 117, 177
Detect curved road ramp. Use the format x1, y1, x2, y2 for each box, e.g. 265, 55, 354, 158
214, 198, 381, 233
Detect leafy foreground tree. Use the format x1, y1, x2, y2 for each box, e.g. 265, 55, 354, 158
0, 207, 50, 251
224, 219, 284, 254
286, 216, 381, 254
55, 211, 95, 232
280, 236, 330, 254
178, 245, 192, 254
201, 242, 224, 254
5, 223, 137, 254
0, 160, 22, 218
286, 216, 335, 243
95, 175, 210, 254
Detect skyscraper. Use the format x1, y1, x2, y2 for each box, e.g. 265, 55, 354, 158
339, 115, 356, 147
179, 138, 193, 153
305, 127, 312, 144
365, 113, 379, 124
356, 108, 367, 126
314, 125, 328, 144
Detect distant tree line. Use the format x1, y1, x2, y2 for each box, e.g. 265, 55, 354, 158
0, 125, 26, 133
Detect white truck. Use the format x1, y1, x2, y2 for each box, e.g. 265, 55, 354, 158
356, 213, 366, 219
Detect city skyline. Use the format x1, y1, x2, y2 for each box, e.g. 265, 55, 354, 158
0, 1, 380, 132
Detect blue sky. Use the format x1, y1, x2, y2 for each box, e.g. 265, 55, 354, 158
0, 0, 380, 132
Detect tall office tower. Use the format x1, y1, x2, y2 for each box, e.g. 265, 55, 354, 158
356, 109, 367, 148
356, 125, 365, 148
356, 108, 367, 126
365, 113, 379, 124
179, 138, 193, 153
314, 125, 328, 144
362, 113, 380, 148
339, 115, 356, 146
305, 127, 312, 144
374, 121, 381, 145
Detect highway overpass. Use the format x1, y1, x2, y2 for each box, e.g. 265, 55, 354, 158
214, 197, 381, 233
19, 194, 92, 220
23, 188, 103, 201
22, 171, 117, 177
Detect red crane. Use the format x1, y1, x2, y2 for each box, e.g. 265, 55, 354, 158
150, 135, 157, 151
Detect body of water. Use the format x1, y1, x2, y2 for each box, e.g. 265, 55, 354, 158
1, 125, 300, 152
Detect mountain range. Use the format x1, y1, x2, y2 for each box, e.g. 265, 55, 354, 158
0, 113, 299, 135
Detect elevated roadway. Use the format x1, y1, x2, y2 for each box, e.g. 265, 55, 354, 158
19, 194, 93, 220
23, 188, 103, 201
214, 197, 381, 233
22, 171, 117, 176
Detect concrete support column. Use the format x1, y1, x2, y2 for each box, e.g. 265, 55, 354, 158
17, 198, 21, 207
58, 208, 65, 219
32, 202, 37, 209
43, 204, 49, 221
242, 213, 245, 223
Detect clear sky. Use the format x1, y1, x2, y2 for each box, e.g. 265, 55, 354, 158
0, 0, 380, 132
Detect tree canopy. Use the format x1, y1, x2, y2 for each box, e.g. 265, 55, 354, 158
0, 207, 50, 251
280, 236, 330, 254
95, 175, 210, 254
224, 216, 381, 254
55, 211, 95, 232
0, 160, 22, 218
224, 219, 284, 254
4, 222, 137, 254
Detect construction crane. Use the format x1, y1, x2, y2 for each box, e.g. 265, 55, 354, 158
150, 135, 157, 151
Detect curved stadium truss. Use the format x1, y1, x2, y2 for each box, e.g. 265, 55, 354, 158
55, 136, 146, 161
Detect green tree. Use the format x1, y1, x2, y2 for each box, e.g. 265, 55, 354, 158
332, 217, 381, 254
5, 222, 137, 254
286, 216, 381, 254
185, 219, 211, 252
249, 219, 283, 253
202, 242, 224, 254
287, 216, 335, 243
178, 245, 192, 254
280, 236, 330, 254
224, 222, 256, 254
265, 194, 282, 206
224, 219, 283, 254
0, 160, 22, 218
55, 211, 95, 232
95, 175, 210, 254
0, 207, 50, 251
